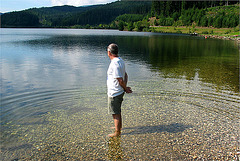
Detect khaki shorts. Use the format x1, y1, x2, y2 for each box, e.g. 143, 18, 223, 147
108, 93, 124, 115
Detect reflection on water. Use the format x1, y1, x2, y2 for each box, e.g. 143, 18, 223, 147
1, 29, 239, 160
116, 35, 239, 92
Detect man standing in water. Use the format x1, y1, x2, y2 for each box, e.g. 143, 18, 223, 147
107, 43, 132, 137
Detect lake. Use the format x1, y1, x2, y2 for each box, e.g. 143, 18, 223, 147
1, 28, 239, 160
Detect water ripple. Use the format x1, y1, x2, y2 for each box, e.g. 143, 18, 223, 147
0, 87, 105, 125
134, 88, 240, 120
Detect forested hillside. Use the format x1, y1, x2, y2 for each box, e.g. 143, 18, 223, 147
1, 5, 103, 27
150, 1, 239, 28
28, 5, 102, 27
1, 1, 239, 30
1, 11, 40, 27
1, 1, 151, 28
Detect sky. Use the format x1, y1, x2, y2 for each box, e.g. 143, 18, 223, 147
1, 0, 117, 13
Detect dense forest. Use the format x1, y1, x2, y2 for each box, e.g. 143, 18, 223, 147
150, 1, 239, 28
1, 1, 151, 28
1, 1, 239, 31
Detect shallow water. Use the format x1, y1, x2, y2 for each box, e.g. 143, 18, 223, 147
1, 28, 239, 160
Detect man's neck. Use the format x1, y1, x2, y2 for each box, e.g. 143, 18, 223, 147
110, 55, 119, 60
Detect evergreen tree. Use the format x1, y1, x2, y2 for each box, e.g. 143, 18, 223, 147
1, 11, 40, 27
118, 21, 125, 31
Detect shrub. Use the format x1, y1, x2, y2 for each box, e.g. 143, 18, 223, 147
234, 25, 239, 32
118, 21, 125, 31
127, 22, 134, 31
173, 20, 184, 27
202, 31, 209, 34
176, 30, 182, 34
224, 30, 231, 34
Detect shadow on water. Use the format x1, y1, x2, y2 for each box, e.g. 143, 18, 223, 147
122, 123, 193, 135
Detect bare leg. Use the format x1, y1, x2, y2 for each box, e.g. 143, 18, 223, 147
108, 114, 122, 137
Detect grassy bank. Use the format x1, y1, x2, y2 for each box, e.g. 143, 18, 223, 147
151, 26, 240, 40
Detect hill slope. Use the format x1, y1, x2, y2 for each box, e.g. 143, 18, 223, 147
1, 1, 151, 27
1, 1, 238, 28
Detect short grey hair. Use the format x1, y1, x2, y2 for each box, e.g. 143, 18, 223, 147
107, 43, 118, 55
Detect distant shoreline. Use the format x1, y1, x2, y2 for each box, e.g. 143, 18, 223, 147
2, 26, 239, 42
149, 26, 240, 42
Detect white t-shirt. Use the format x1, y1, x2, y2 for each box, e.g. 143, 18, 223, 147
107, 57, 125, 97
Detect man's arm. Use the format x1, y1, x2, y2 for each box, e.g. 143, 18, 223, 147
117, 73, 132, 93
124, 72, 128, 86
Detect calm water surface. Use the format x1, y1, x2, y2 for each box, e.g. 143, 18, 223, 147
1, 28, 239, 160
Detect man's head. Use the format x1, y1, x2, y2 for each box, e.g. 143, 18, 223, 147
107, 43, 118, 56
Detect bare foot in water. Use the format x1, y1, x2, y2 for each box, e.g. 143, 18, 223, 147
108, 130, 121, 137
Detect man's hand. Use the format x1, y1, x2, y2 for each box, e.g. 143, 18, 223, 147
125, 87, 132, 93
117, 77, 132, 94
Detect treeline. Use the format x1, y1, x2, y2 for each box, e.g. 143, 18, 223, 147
151, 1, 238, 17
65, 1, 151, 26
116, 1, 239, 32
1, 1, 151, 28
1, 1, 239, 30
28, 5, 104, 27
151, 5, 239, 28
1, 11, 40, 27
1, 5, 103, 27
150, 1, 239, 28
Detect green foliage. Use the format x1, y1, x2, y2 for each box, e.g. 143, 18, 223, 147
71, 25, 84, 29
135, 21, 143, 32
1, 1, 151, 28
1, 1, 239, 30
127, 22, 134, 31
85, 24, 91, 29
176, 30, 182, 34
151, 1, 239, 28
118, 21, 125, 31
234, 25, 240, 32
165, 17, 174, 26
224, 30, 231, 34
134, 20, 149, 32
154, 19, 158, 26
202, 31, 209, 34
115, 14, 144, 23
214, 16, 223, 28
63, 1, 151, 26
206, 4, 239, 28
1, 11, 40, 27
172, 12, 180, 21
173, 20, 184, 27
